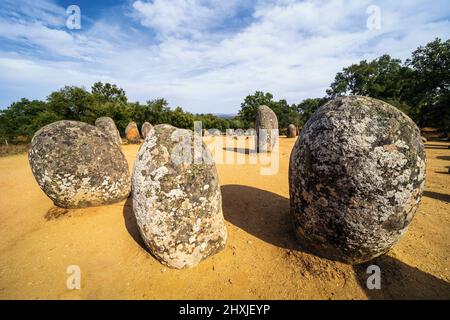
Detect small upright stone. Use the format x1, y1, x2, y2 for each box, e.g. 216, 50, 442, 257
95, 117, 122, 146
141, 122, 153, 139
255, 105, 278, 152
287, 124, 297, 138
132, 124, 227, 269
125, 121, 141, 144
28, 120, 131, 208
289, 96, 426, 264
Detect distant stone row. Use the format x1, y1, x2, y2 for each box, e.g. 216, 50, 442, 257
28, 96, 426, 268
95, 117, 154, 146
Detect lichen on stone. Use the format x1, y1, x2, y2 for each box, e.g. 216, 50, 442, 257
132, 124, 227, 269
289, 96, 426, 264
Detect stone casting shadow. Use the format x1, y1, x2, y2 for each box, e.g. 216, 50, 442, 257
122, 196, 151, 254
424, 144, 450, 150
423, 190, 450, 203
221, 184, 297, 250
222, 147, 255, 154
353, 255, 450, 299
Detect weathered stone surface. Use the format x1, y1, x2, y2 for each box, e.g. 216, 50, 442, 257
125, 121, 141, 143
255, 105, 278, 152
208, 129, 221, 136
29, 120, 131, 208
289, 96, 426, 264
245, 128, 256, 136
95, 117, 122, 146
132, 124, 227, 269
141, 122, 153, 139
287, 124, 297, 138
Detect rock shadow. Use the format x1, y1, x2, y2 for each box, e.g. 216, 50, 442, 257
424, 144, 450, 150
353, 255, 450, 299
221, 184, 297, 250
423, 191, 450, 203
222, 147, 255, 154
45, 206, 70, 220
122, 196, 151, 254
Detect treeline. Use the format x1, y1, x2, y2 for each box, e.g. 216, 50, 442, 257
0, 38, 448, 143
0, 82, 243, 143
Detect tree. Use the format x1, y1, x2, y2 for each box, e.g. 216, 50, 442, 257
295, 98, 328, 126
237, 91, 300, 129
91, 82, 127, 104
326, 38, 450, 132
0, 99, 61, 142
405, 38, 450, 130
237, 91, 276, 128
47, 86, 92, 121
326, 55, 407, 100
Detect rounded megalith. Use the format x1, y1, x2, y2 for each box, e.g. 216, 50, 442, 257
132, 124, 227, 269
95, 116, 122, 146
255, 105, 278, 152
141, 122, 153, 139
287, 124, 297, 138
289, 96, 426, 264
28, 120, 131, 209
125, 121, 141, 144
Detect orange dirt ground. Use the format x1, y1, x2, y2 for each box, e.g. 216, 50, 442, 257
0, 137, 449, 299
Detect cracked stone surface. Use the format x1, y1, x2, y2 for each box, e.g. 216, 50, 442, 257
141, 122, 153, 139
95, 116, 122, 146
125, 122, 141, 144
132, 124, 227, 269
255, 105, 279, 152
287, 124, 297, 138
28, 120, 131, 208
289, 96, 426, 264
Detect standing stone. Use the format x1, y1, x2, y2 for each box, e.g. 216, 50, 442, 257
211, 129, 222, 136
245, 128, 256, 136
132, 124, 227, 269
125, 121, 141, 144
289, 96, 426, 264
255, 105, 278, 152
287, 124, 297, 138
141, 122, 153, 139
95, 117, 122, 146
28, 120, 131, 208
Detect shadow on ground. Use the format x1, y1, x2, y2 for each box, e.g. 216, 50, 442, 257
424, 144, 450, 150
122, 196, 151, 254
222, 147, 255, 154
221, 184, 297, 250
423, 190, 450, 203
353, 255, 450, 299
436, 156, 450, 161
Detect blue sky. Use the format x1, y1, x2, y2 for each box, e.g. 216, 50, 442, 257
0, 0, 449, 113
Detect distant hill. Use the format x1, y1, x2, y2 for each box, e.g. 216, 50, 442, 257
212, 113, 237, 119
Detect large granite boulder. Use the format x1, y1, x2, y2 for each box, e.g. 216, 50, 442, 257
132, 124, 227, 269
255, 105, 278, 152
141, 122, 153, 139
95, 117, 122, 146
287, 124, 297, 138
29, 120, 131, 208
125, 121, 141, 144
289, 96, 426, 264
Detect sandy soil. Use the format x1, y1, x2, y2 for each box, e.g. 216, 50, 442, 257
0, 137, 449, 300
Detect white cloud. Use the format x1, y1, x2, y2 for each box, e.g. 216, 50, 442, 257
0, 0, 449, 113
